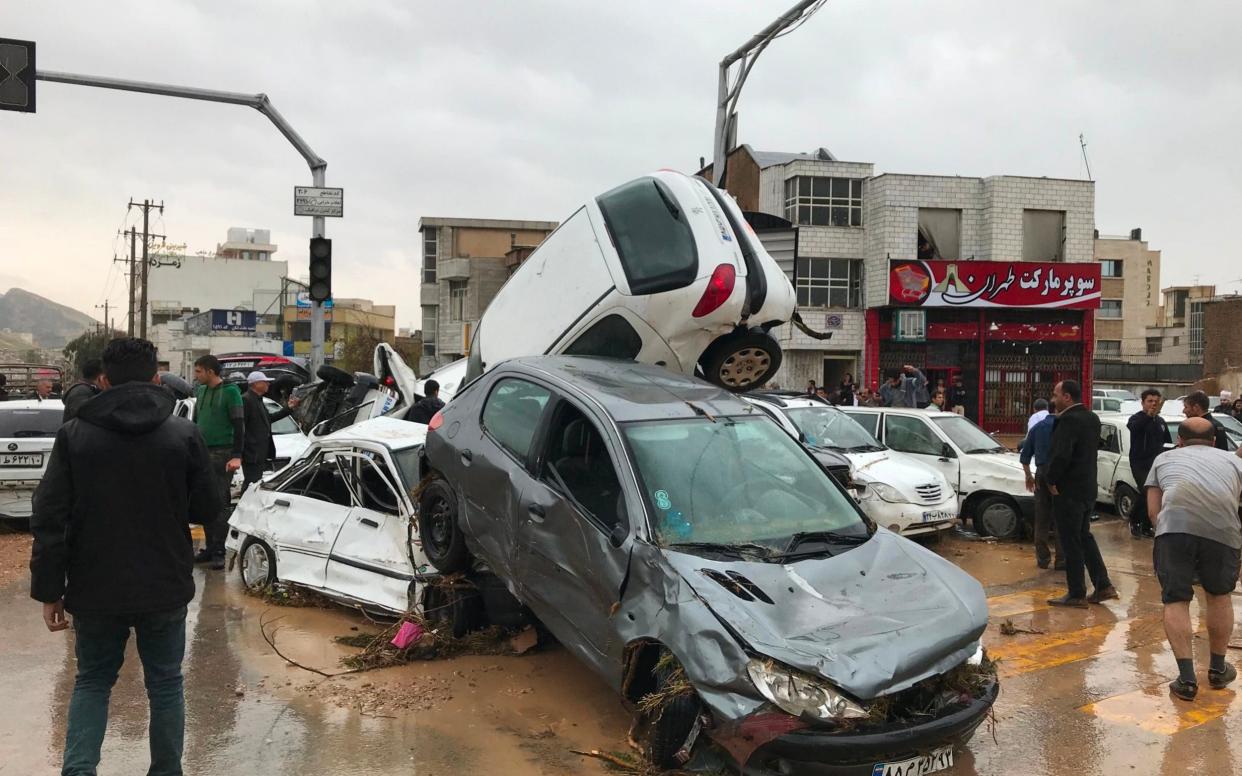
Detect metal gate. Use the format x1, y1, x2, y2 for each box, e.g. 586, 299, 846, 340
982, 351, 1080, 434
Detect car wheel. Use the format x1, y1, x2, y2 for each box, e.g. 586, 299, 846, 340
974, 496, 1022, 540
238, 538, 277, 592
644, 654, 703, 769
417, 480, 471, 573
699, 331, 783, 392
421, 581, 483, 639
1114, 483, 1138, 520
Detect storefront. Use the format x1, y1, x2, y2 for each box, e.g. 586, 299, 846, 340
865, 259, 1101, 434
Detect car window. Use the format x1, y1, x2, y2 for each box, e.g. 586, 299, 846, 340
884, 415, 944, 456
351, 455, 402, 516
1099, 424, 1120, 454
563, 314, 643, 360
784, 407, 882, 451
0, 408, 62, 438
596, 176, 699, 295
541, 403, 624, 532
391, 447, 422, 490
931, 416, 1007, 454
841, 410, 879, 437
623, 416, 865, 548
279, 452, 354, 507
482, 378, 552, 462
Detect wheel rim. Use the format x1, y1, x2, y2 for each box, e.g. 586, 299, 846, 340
717, 347, 772, 388
241, 543, 270, 590
1117, 490, 1134, 518
981, 504, 1018, 538
427, 492, 454, 557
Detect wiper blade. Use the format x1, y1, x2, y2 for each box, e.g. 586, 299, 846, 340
780, 530, 870, 555
847, 444, 885, 452
665, 541, 773, 558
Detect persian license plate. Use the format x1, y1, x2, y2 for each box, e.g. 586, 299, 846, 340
0, 453, 43, 468
921, 510, 954, 523
872, 745, 953, 776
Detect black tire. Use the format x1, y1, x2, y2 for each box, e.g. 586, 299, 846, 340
238, 537, 277, 592
316, 364, 355, 386
644, 657, 703, 769
1114, 483, 1138, 520
421, 582, 483, 638
417, 479, 471, 573
699, 331, 783, 393
973, 495, 1022, 540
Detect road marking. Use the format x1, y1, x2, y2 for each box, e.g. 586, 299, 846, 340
1082, 683, 1238, 734
985, 587, 1063, 619
191, 525, 205, 541
988, 620, 1122, 677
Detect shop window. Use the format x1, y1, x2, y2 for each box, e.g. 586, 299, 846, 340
795, 258, 861, 308
1099, 300, 1123, 318
784, 176, 863, 227
1022, 210, 1065, 262
1100, 259, 1123, 278
917, 209, 961, 261
423, 228, 438, 283
1096, 340, 1121, 360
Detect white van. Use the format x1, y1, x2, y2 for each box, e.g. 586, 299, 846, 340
464, 170, 796, 392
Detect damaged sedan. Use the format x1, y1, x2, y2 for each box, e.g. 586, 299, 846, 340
418, 357, 996, 774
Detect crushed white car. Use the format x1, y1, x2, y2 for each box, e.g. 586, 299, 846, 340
290, 343, 420, 440
0, 400, 62, 521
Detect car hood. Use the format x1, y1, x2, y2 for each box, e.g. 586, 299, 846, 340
663, 530, 987, 700
962, 450, 1025, 479
848, 449, 947, 489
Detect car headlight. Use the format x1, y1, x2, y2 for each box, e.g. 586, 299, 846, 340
869, 482, 910, 504
746, 659, 868, 722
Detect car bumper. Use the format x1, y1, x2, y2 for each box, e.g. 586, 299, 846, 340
0, 485, 37, 519
744, 679, 998, 775
860, 497, 959, 536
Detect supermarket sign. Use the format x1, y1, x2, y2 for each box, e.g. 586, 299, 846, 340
889, 260, 1101, 309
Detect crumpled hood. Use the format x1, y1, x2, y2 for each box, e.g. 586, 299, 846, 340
76, 381, 174, 434
665, 530, 987, 700
962, 450, 1026, 489
850, 450, 947, 490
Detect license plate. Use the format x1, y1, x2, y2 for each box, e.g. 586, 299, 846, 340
872, 745, 954, 776
922, 510, 954, 523
0, 453, 43, 468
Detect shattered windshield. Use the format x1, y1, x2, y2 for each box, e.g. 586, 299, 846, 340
623, 416, 867, 551
784, 406, 883, 451
931, 415, 1005, 453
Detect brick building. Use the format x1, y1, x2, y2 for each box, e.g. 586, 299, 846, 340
1203, 295, 1242, 378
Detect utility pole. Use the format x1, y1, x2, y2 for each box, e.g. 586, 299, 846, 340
128, 198, 165, 339
127, 227, 137, 336
711, 0, 826, 185
94, 300, 110, 335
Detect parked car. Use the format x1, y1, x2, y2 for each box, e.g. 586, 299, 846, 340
1094, 388, 1137, 402
841, 407, 1033, 539
214, 352, 310, 386
744, 392, 958, 536
224, 417, 433, 614
1095, 412, 1142, 519
464, 170, 797, 392
418, 357, 996, 773
1161, 413, 1242, 450
0, 399, 63, 521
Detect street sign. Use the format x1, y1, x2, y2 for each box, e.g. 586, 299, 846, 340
294, 186, 343, 217
0, 38, 36, 113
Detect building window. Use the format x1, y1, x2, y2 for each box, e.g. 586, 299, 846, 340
1100, 259, 1122, 278
241, 251, 252, 261
449, 280, 467, 322
1146, 337, 1162, 355
1170, 289, 1189, 319
784, 176, 863, 227
1096, 340, 1121, 360
893, 310, 927, 343
423, 229, 438, 284
1022, 210, 1065, 262
1189, 301, 1205, 360
917, 209, 961, 261
421, 305, 437, 356
1099, 300, 1123, 318
795, 258, 862, 308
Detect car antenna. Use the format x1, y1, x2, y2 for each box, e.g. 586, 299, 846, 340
685, 401, 716, 422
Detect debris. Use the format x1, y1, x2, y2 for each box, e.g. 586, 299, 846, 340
336, 615, 522, 671
999, 618, 1045, 636
510, 626, 539, 655
246, 582, 332, 608
391, 621, 425, 649
952, 526, 996, 542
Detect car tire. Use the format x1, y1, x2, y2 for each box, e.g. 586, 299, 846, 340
421, 581, 483, 639
238, 538, 277, 592
973, 496, 1022, 540
417, 479, 471, 574
1114, 483, 1138, 520
699, 331, 783, 392
644, 655, 702, 769
315, 364, 355, 386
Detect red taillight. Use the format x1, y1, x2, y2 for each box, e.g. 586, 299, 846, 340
428, 410, 444, 432
692, 264, 736, 318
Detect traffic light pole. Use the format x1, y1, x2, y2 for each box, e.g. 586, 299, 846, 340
32, 68, 330, 373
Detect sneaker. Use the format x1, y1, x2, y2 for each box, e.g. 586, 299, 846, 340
1130, 524, 1143, 539
1047, 594, 1089, 609
1142, 526, 1156, 538
1037, 559, 1050, 570
193, 549, 214, 564
1169, 678, 1199, 701
1087, 585, 1120, 604
1209, 663, 1237, 689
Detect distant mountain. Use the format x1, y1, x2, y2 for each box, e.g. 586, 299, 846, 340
0, 288, 97, 348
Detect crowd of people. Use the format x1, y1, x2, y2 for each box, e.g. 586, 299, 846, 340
776, 367, 971, 413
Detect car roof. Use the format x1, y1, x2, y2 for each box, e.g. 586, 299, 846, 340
321, 416, 426, 450
840, 405, 957, 418
744, 393, 837, 410
501, 356, 751, 423
0, 399, 64, 410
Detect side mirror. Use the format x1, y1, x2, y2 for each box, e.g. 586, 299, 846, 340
609, 522, 628, 549
940, 442, 954, 460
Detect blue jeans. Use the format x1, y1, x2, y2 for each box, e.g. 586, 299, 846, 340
63, 606, 187, 776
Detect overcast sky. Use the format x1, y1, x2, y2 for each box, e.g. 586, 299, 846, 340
3, 0, 1240, 328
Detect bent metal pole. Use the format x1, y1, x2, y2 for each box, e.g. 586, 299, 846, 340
34, 69, 330, 374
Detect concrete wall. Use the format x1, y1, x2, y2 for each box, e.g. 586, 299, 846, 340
1204, 297, 1242, 376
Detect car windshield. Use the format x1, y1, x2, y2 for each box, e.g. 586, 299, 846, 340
783, 406, 883, 451
0, 408, 62, 438
931, 415, 1005, 453
391, 447, 422, 490
623, 416, 867, 552
1106, 389, 1138, 401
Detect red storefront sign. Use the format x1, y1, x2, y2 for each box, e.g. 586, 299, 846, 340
889, 260, 1101, 309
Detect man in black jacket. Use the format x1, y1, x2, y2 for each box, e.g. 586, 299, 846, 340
1183, 391, 1232, 451
406, 379, 445, 425
1044, 379, 1117, 608
1127, 388, 1170, 538
240, 370, 294, 492
29, 337, 219, 776
61, 358, 104, 422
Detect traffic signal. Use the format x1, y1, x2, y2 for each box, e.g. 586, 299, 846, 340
0, 38, 36, 113
308, 237, 332, 303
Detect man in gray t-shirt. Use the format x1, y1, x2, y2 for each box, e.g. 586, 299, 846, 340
1146, 417, 1242, 701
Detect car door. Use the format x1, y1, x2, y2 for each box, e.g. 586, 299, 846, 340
514, 396, 632, 677
882, 413, 961, 493
263, 449, 356, 590
1096, 422, 1122, 502
325, 448, 415, 613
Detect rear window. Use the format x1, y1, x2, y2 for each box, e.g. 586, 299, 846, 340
596, 177, 698, 294
564, 314, 643, 360
0, 408, 61, 438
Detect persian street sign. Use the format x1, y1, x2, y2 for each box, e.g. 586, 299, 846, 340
294, 186, 343, 217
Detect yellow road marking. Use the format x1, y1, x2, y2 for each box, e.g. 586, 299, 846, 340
190, 525, 205, 541
987, 620, 1122, 678
1082, 684, 1238, 735
985, 587, 1064, 619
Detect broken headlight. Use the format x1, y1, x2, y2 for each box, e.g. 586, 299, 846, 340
746, 659, 868, 722
868, 482, 910, 504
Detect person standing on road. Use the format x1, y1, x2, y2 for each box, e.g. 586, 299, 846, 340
1182, 391, 1231, 451
192, 355, 243, 570
29, 337, 219, 776
1146, 417, 1242, 701
926, 390, 946, 411
406, 379, 445, 424
1127, 389, 1170, 539
879, 365, 928, 408
948, 374, 969, 416
240, 371, 293, 494
837, 373, 857, 406
1021, 407, 1064, 571
61, 359, 105, 423
1214, 390, 1234, 415
1044, 379, 1117, 608
1027, 398, 1050, 432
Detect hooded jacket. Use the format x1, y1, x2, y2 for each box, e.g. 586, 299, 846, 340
30, 381, 220, 615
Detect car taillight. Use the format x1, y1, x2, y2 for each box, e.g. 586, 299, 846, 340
428, 410, 444, 432
692, 264, 736, 318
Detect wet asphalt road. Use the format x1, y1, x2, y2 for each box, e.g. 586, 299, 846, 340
3, 515, 1242, 774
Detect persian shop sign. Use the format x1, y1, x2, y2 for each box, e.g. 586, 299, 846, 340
889, 260, 1101, 309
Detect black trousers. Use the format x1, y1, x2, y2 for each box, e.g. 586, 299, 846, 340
203, 447, 234, 556
1053, 494, 1112, 599
1129, 465, 1153, 531
241, 461, 266, 494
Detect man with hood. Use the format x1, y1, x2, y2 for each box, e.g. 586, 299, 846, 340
29, 337, 219, 776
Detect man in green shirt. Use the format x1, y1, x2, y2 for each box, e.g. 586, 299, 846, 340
192, 355, 244, 570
